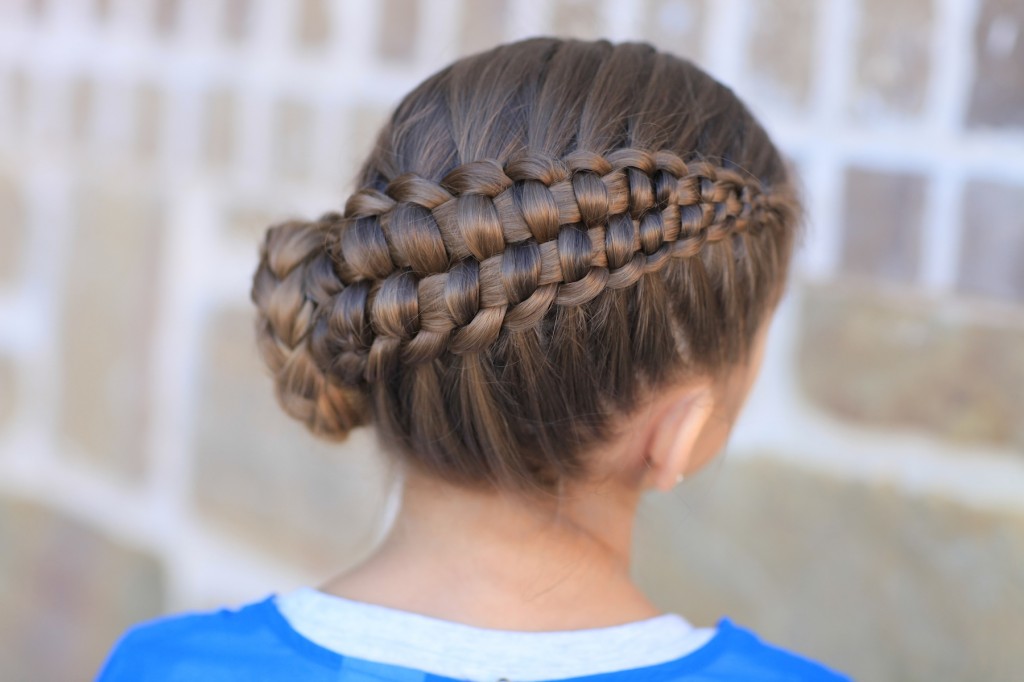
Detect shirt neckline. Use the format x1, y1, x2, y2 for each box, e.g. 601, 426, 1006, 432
257, 588, 733, 681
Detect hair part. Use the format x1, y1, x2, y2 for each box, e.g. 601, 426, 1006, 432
251, 38, 803, 498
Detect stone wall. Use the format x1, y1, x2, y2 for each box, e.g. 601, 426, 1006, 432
0, 1, 1021, 680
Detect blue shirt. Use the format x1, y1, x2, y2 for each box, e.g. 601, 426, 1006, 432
96, 595, 852, 681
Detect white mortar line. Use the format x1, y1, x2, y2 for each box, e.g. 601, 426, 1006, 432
795, 0, 858, 278
702, 0, 744, 86
919, 0, 980, 292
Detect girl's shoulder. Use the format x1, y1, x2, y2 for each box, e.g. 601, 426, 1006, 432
677, 617, 852, 682
94, 594, 340, 681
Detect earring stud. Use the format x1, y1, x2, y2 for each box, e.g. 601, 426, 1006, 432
675, 473, 685, 486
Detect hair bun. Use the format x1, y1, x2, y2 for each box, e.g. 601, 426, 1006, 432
251, 218, 369, 440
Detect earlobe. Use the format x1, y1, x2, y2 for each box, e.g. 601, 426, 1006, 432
649, 386, 716, 492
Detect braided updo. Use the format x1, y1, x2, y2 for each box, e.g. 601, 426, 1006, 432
251, 38, 802, 495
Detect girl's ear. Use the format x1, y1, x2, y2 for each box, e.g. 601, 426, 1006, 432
643, 384, 716, 492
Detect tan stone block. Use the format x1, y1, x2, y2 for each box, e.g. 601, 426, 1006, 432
958, 180, 1024, 302
852, 0, 933, 118
642, 0, 706, 62
192, 308, 395, 574
0, 171, 24, 285
273, 98, 314, 182
59, 184, 163, 479
0, 357, 15, 428
134, 83, 162, 162
340, 105, 389, 186
152, 0, 180, 37
202, 87, 236, 170
797, 281, 1024, 451
297, 0, 331, 48
839, 167, 926, 284
223, 201, 285, 241
222, 0, 251, 43
377, 0, 418, 61
552, 0, 603, 41
746, 0, 817, 109
0, 494, 165, 681
93, 0, 113, 23
7, 69, 30, 137
459, 0, 508, 56
69, 75, 95, 144
968, 0, 1024, 128
633, 456, 1024, 681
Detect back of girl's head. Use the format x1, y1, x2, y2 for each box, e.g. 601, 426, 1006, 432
251, 37, 802, 498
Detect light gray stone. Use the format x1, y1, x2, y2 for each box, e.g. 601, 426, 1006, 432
192, 308, 395, 574
377, 0, 418, 62
202, 87, 236, 170
552, 0, 603, 41
273, 98, 314, 182
746, 0, 817, 110
968, 0, 1024, 128
839, 167, 926, 284
852, 0, 933, 119
134, 83, 162, 162
0, 171, 24, 285
633, 455, 1024, 682
296, 0, 331, 49
0, 494, 165, 682
0, 357, 14, 429
958, 179, 1024, 302
642, 0, 706, 62
58, 184, 163, 479
459, 0, 508, 56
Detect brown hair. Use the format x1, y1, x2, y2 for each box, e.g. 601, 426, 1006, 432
251, 38, 802, 497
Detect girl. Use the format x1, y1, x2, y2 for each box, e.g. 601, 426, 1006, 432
97, 37, 851, 681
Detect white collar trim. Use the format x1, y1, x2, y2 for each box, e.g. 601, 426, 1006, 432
274, 586, 716, 681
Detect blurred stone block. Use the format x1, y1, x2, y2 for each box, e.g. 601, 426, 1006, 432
746, 0, 816, 111
59, 184, 163, 479
553, 0, 603, 40
222, 0, 251, 43
134, 83, 162, 162
797, 281, 1024, 452
642, 0, 706, 62
958, 180, 1024, 303
839, 167, 926, 284
0, 356, 14, 428
92, 0, 112, 23
377, 0, 418, 62
6, 69, 30, 138
0, 494, 165, 682
968, 0, 1024, 128
192, 308, 395, 574
633, 455, 1024, 682
153, 0, 180, 37
224, 201, 284, 241
340, 105, 389, 186
0, 171, 24, 285
202, 87, 237, 170
459, 0, 507, 56
852, 0, 933, 119
273, 98, 314, 181
297, 0, 331, 49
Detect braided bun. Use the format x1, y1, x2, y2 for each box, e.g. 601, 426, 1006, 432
250, 38, 802, 494
252, 217, 370, 439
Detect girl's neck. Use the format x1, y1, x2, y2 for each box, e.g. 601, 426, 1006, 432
318, 470, 662, 631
